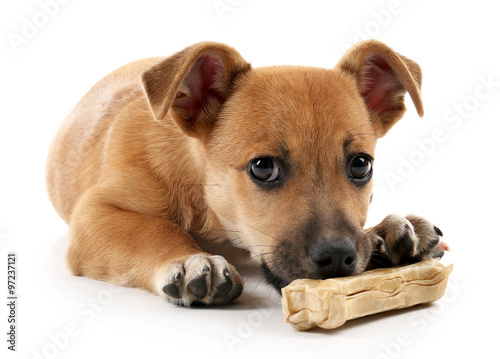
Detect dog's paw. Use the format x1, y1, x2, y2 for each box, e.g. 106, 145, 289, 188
368, 214, 449, 267
156, 254, 243, 307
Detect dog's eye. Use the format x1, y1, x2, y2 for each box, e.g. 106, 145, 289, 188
249, 157, 281, 182
348, 155, 373, 181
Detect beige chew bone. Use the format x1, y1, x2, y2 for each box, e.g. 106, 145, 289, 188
282, 259, 453, 331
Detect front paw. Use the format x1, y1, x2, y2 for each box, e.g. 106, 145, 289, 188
156, 254, 243, 306
368, 214, 449, 267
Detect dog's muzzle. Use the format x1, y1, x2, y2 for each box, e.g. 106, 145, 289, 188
261, 236, 359, 293
309, 237, 358, 278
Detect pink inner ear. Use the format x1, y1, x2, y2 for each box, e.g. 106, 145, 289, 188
181, 54, 225, 122
361, 56, 404, 115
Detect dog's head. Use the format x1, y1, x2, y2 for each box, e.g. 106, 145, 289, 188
141, 41, 423, 291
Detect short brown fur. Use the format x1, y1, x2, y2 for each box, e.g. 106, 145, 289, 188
46, 41, 446, 306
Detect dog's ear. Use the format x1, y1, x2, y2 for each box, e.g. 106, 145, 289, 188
336, 40, 423, 138
141, 42, 251, 139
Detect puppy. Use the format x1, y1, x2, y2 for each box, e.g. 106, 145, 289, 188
46, 40, 447, 306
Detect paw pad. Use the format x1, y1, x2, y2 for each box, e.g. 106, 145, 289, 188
158, 254, 243, 306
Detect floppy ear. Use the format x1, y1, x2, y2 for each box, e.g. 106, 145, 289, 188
336, 40, 423, 138
141, 42, 251, 139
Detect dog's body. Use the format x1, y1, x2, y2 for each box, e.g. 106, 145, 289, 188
46, 41, 447, 306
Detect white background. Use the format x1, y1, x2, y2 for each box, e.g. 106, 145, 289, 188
1, 1, 499, 358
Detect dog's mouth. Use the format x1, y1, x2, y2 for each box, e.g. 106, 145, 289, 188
258, 229, 373, 293
260, 262, 292, 293
261, 251, 397, 293
260, 246, 371, 293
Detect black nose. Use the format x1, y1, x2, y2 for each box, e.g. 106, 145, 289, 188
309, 238, 357, 278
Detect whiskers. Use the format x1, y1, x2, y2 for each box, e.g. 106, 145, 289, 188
207, 227, 279, 251
367, 252, 393, 269
206, 224, 289, 293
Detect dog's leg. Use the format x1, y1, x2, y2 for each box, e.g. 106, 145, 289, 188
365, 214, 449, 269
66, 188, 243, 306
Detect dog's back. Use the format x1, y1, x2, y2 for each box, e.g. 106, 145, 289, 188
46, 57, 183, 222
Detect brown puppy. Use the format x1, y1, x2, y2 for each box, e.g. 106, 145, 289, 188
46, 40, 447, 306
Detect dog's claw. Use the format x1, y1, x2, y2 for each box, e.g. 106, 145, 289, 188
434, 225, 444, 237
173, 271, 183, 282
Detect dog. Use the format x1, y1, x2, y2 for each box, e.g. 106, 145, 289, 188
46, 40, 448, 307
